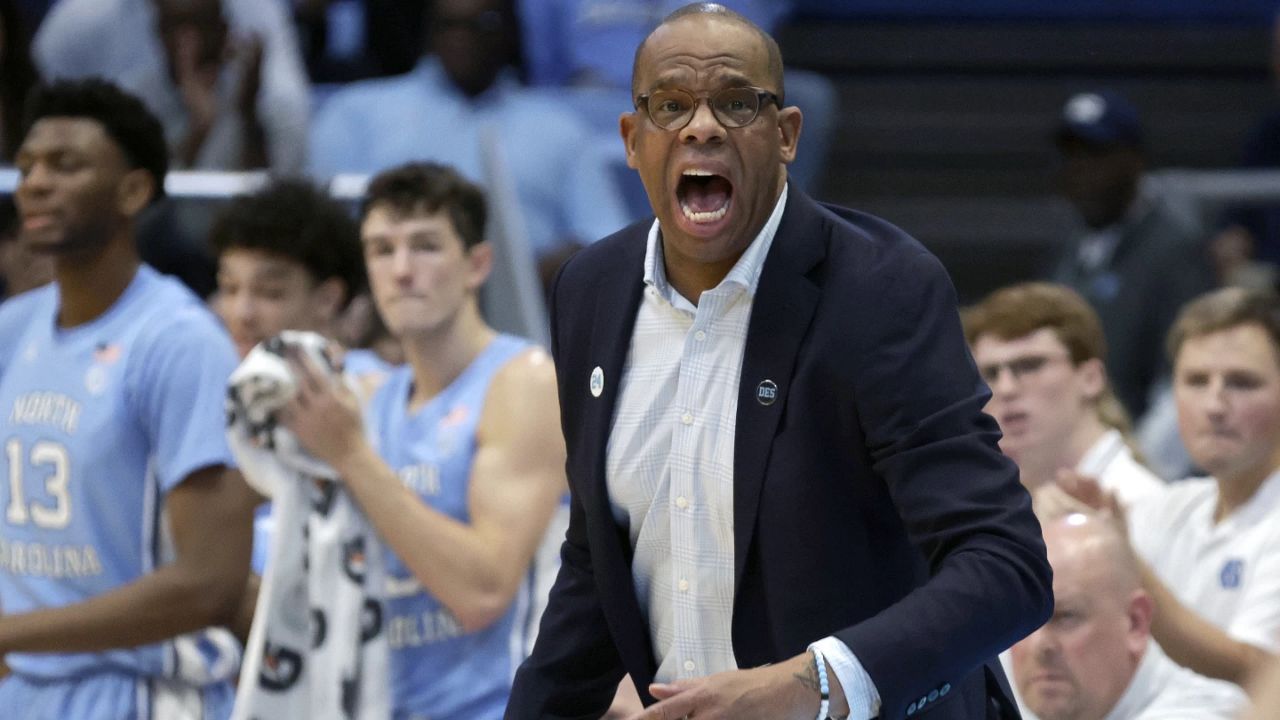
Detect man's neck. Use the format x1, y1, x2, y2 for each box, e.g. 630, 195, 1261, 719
401, 300, 496, 410
664, 253, 738, 306
1215, 461, 1278, 523
1016, 416, 1109, 488
53, 236, 140, 329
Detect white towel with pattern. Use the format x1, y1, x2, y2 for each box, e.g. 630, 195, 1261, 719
227, 331, 390, 720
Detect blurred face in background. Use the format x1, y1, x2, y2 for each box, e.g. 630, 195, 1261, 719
14, 117, 140, 259
971, 328, 1103, 473
430, 0, 513, 97
360, 204, 490, 341
1057, 136, 1143, 230
215, 248, 344, 358
1174, 323, 1280, 486
155, 0, 229, 85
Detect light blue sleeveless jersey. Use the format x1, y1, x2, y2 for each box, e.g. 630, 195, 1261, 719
0, 266, 240, 719
364, 334, 532, 720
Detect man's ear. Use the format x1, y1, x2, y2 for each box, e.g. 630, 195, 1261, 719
466, 241, 494, 290
1127, 589, 1154, 654
778, 106, 803, 165
311, 277, 347, 325
1078, 357, 1107, 401
117, 168, 156, 218
620, 112, 640, 170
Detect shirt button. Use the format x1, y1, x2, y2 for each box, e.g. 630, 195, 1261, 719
675, 496, 689, 509
683, 660, 696, 672
678, 579, 689, 592
694, 330, 707, 341
681, 412, 693, 425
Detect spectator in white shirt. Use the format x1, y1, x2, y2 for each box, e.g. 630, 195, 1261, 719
1066, 287, 1280, 691
963, 282, 1166, 511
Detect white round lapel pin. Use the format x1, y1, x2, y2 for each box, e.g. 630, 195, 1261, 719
590, 366, 605, 397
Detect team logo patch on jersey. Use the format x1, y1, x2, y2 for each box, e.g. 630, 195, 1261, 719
1220, 558, 1244, 589
441, 404, 469, 428
84, 365, 108, 395
93, 342, 121, 365
86, 342, 122, 394
258, 642, 304, 691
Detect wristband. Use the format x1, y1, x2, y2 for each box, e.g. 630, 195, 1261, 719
810, 647, 830, 720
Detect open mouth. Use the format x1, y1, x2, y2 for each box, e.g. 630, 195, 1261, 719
676, 170, 733, 225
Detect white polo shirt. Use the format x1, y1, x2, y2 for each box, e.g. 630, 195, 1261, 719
1078, 429, 1167, 511
1129, 469, 1280, 654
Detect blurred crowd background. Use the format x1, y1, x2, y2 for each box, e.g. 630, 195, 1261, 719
4, 0, 1280, 304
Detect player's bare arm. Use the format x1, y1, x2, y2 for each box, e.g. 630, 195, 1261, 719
0, 465, 252, 654
283, 347, 567, 631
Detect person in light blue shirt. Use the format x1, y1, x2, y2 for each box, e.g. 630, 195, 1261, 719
207, 177, 390, 575
278, 162, 568, 719
0, 78, 254, 720
308, 0, 631, 285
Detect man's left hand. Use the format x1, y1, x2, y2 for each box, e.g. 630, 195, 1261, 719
625, 653, 829, 720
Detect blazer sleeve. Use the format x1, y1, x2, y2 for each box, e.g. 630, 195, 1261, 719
505, 261, 628, 719
835, 247, 1053, 718
506, 488, 628, 718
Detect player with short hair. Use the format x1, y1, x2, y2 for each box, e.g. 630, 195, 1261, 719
277, 161, 568, 719
0, 78, 253, 719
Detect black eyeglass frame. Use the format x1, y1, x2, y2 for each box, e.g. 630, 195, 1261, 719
633, 87, 783, 130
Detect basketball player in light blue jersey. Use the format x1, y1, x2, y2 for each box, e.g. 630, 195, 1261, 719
0, 79, 254, 720
208, 178, 380, 579
280, 162, 568, 719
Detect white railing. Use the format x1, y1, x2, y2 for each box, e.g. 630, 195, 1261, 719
0, 149, 550, 348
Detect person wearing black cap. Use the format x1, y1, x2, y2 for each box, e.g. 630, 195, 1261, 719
1051, 90, 1213, 423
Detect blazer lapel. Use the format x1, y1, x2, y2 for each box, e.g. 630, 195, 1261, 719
733, 189, 826, 598
575, 228, 658, 681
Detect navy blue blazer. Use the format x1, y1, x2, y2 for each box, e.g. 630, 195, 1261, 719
507, 187, 1052, 720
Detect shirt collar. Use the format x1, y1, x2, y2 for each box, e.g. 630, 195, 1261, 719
643, 183, 789, 307
1102, 647, 1167, 720
1216, 466, 1280, 531
1076, 428, 1126, 477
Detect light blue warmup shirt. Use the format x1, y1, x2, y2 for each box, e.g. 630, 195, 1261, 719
0, 266, 240, 719
364, 334, 532, 720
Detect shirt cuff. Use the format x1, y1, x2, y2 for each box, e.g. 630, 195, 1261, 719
810, 636, 882, 720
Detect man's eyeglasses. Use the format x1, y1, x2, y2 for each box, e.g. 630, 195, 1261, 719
978, 354, 1073, 385
634, 87, 782, 131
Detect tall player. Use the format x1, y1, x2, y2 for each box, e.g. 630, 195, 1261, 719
279, 162, 567, 719
0, 79, 253, 718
